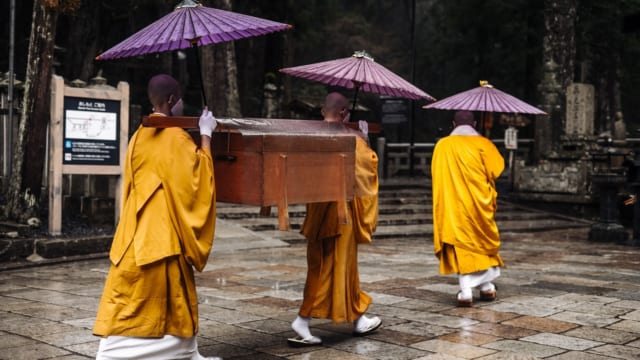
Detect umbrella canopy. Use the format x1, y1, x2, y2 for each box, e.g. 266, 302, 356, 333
96, 0, 291, 60
423, 80, 546, 115
280, 50, 435, 103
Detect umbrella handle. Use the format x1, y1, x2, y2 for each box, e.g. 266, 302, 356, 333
191, 44, 207, 107
351, 85, 360, 114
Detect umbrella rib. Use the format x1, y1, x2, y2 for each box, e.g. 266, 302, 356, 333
495, 89, 514, 113
196, 6, 288, 44
359, 58, 406, 98
131, 10, 183, 56
198, 7, 227, 43
482, 89, 491, 112
494, 89, 516, 113
158, 11, 186, 51
146, 11, 181, 53
183, 8, 200, 43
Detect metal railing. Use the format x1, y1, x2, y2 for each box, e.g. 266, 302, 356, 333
377, 137, 536, 178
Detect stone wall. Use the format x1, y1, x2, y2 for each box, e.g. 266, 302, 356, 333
514, 158, 593, 203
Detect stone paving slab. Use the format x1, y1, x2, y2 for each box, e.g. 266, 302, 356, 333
1, 205, 640, 359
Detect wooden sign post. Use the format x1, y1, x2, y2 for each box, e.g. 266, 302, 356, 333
48, 75, 129, 235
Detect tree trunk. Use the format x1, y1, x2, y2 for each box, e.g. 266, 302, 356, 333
221, 36, 242, 117
4, 0, 59, 222
535, 0, 576, 159
200, 0, 241, 117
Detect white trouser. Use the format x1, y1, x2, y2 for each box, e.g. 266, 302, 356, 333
458, 266, 500, 298
96, 335, 214, 360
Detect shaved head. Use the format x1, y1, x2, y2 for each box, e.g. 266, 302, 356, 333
453, 110, 475, 126
321, 92, 350, 122
148, 74, 180, 109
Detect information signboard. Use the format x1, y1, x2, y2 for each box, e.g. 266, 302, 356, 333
63, 97, 120, 165
380, 97, 409, 124
49, 75, 129, 235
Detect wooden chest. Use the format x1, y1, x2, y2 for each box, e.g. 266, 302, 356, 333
211, 118, 359, 230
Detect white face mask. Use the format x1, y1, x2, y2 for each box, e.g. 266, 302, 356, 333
170, 98, 183, 116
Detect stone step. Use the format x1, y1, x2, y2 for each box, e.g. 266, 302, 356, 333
258, 217, 590, 245
216, 202, 570, 222
378, 197, 429, 205
217, 203, 590, 235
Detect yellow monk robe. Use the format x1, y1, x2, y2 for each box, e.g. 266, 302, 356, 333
299, 136, 378, 323
431, 134, 505, 275
93, 121, 215, 338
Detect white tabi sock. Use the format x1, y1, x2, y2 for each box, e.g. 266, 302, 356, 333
458, 288, 473, 300
292, 315, 313, 339
354, 315, 374, 331
478, 282, 495, 292
459, 267, 501, 298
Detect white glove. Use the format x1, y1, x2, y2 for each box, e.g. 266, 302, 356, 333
358, 120, 368, 136
198, 107, 217, 136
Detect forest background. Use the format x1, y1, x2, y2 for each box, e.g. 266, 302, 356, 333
1, 0, 640, 222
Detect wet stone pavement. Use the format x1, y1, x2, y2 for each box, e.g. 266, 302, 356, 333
1, 179, 640, 359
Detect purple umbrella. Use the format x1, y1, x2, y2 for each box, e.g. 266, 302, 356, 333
96, 0, 291, 60
96, 0, 291, 106
280, 50, 435, 112
422, 80, 546, 115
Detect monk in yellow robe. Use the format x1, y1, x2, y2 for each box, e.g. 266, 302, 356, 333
289, 92, 382, 347
93, 74, 222, 360
431, 110, 505, 307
